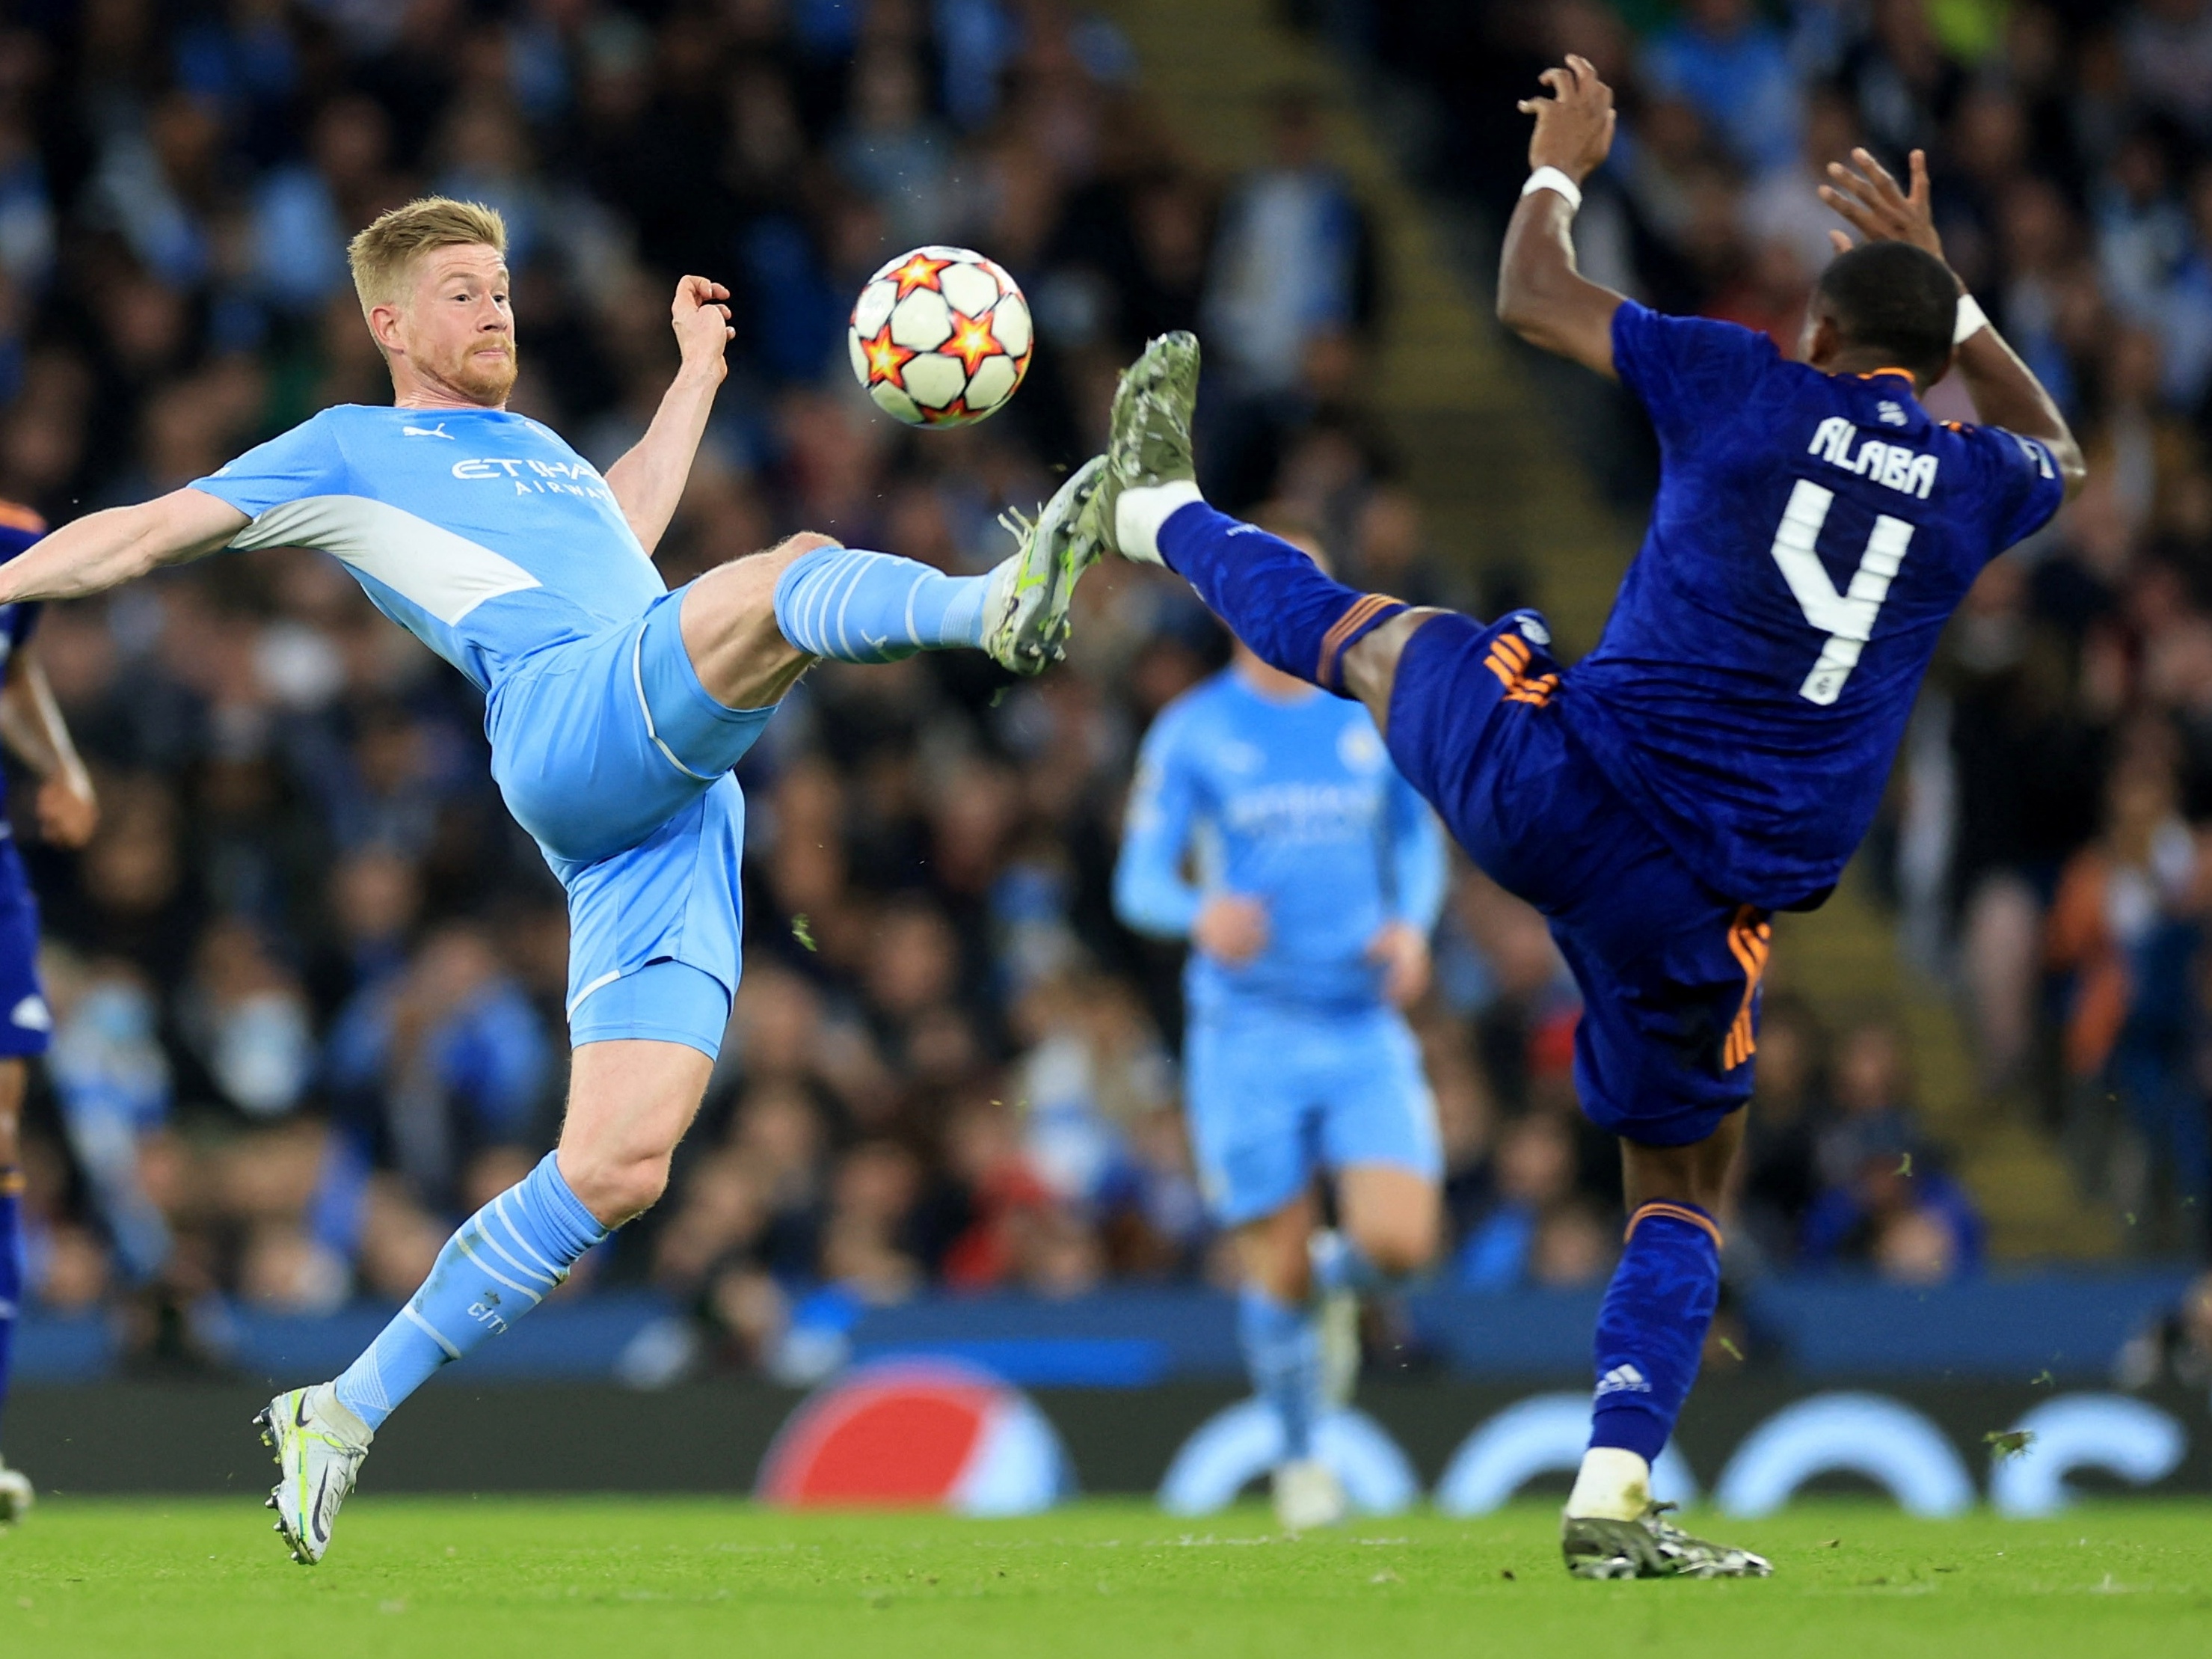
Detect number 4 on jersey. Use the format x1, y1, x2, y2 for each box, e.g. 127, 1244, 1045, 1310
1768, 477, 1914, 706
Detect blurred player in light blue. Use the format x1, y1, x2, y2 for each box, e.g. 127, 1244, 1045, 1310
0, 197, 1106, 1562
1114, 523, 1446, 1530
0, 500, 101, 1528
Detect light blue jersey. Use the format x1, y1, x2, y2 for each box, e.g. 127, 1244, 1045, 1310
1115, 669, 1447, 1222
193, 404, 661, 693
191, 405, 770, 1058
1115, 669, 1447, 1017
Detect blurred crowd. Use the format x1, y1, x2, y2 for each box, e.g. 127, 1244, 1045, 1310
0, 0, 2091, 1379
1346, 0, 2212, 1258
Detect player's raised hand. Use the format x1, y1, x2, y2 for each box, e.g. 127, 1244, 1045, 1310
37, 770, 96, 849
672, 275, 736, 378
1819, 147, 1950, 266
1193, 893, 1269, 967
1365, 919, 1431, 1009
1517, 54, 1615, 183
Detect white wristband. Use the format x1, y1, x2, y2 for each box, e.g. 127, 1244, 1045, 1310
1953, 293, 1989, 345
1523, 167, 1582, 212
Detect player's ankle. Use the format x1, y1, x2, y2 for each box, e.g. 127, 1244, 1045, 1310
1115, 479, 1204, 564
1564, 1447, 1652, 1521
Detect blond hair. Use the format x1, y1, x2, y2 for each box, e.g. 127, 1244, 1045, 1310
346, 197, 508, 316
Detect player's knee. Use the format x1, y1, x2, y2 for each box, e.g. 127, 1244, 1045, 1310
564, 1147, 673, 1227
1348, 1200, 1442, 1278
761, 530, 841, 570
1341, 608, 1447, 736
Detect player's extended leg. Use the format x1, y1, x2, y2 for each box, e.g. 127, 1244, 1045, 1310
1560, 1114, 1769, 1580
1312, 1025, 1446, 1416
0, 1059, 28, 1525
681, 458, 1105, 694
1086, 332, 1445, 735
1231, 1192, 1348, 1530
261, 1034, 713, 1564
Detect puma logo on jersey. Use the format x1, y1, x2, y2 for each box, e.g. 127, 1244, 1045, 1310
1807, 417, 1938, 499
402, 423, 455, 439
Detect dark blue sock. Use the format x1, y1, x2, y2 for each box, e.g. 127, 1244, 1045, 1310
0, 1168, 19, 1444
1157, 504, 1405, 693
1588, 1202, 1722, 1464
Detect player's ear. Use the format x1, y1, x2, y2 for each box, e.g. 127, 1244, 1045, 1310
1800, 310, 1840, 369
366, 301, 405, 357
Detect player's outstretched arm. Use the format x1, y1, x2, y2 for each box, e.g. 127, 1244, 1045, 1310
1495, 55, 1626, 378
605, 275, 735, 556
0, 488, 248, 606
1822, 147, 2086, 502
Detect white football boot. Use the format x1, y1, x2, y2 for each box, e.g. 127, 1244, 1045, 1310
256, 1382, 373, 1564
1561, 1503, 1773, 1579
1272, 1457, 1348, 1533
0, 1455, 31, 1525
980, 455, 1107, 675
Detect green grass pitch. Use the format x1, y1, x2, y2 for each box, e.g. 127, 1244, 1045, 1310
3, 1497, 2208, 1658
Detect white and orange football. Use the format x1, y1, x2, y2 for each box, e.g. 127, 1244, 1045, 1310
848, 246, 1034, 427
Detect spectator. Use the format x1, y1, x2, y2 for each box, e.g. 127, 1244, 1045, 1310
1641, 0, 1802, 174
1801, 1021, 1984, 1278
1200, 88, 1375, 409
2113, 1269, 2212, 1389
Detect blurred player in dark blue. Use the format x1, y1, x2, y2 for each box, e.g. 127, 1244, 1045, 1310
0, 500, 101, 1527
1081, 58, 2084, 1576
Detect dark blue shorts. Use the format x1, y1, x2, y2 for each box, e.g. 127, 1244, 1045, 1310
0, 839, 49, 1058
1384, 611, 1766, 1147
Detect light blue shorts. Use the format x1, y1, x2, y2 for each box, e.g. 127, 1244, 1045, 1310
1183, 1004, 1442, 1227
486, 584, 774, 1060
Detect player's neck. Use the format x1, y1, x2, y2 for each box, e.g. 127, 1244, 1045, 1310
1233, 653, 1316, 703
393, 386, 509, 412
1819, 350, 1924, 394
389, 366, 510, 412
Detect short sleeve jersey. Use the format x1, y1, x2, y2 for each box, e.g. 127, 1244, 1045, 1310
1558, 301, 2067, 910
190, 405, 664, 693
1120, 672, 1445, 1016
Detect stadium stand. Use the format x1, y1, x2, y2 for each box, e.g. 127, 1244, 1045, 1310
1, 0, 2207, 1396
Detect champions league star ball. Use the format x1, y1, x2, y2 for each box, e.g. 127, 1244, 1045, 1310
848, 246, 1033, 427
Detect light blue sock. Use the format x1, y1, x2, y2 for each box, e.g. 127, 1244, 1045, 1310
333, 1152, 607, 1431
772, 545, 989, 663
1238, 1284, 1321, 1462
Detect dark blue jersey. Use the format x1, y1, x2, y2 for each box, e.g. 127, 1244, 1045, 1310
0, 501, 45, 826
1557, 301, 2065, 910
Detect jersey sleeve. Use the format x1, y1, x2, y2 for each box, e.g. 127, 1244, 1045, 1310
1113, 706, 1207, 939
0, 504, 46, 648
1958, 423, 2066, 553
189, 412, 349, 528
1383, 764, 1447, 933
1610, 300, 1783, 449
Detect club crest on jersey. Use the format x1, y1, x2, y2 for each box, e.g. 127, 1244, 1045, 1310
1336, 723, 1386, 773
1807, 417, 1938, 499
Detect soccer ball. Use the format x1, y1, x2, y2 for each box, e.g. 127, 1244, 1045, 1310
848, 246, 1033, 427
